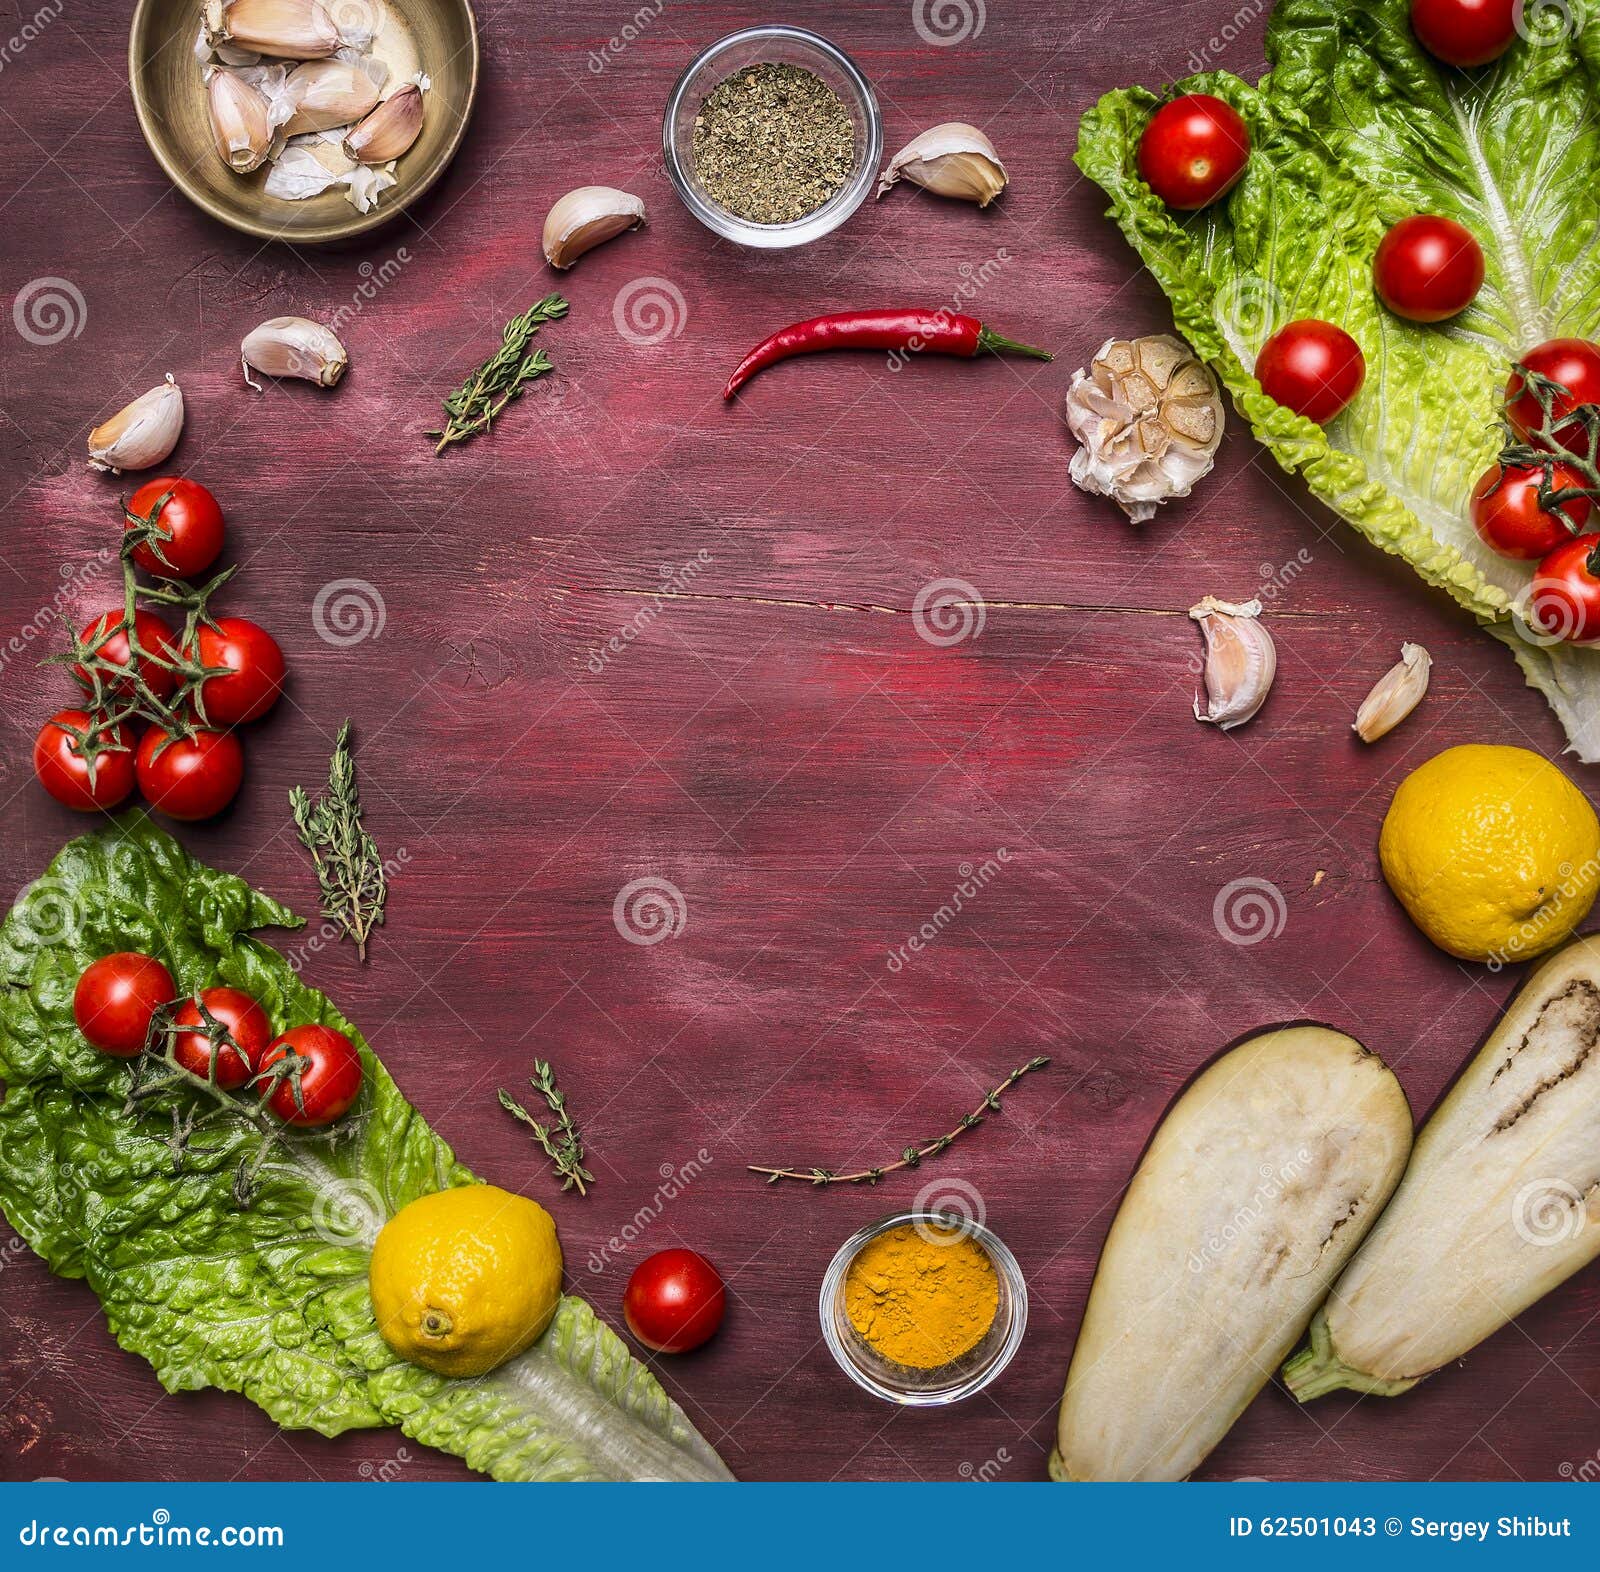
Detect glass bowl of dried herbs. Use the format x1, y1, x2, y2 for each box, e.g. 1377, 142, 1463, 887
663, 25, 882, 249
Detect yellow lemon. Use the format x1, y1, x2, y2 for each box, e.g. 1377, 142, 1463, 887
1379, 744, 1599, 964
369, 1185, 562, 1378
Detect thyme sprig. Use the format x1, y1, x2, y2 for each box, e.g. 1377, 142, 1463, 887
429, 295, 569, 453
290, 721, 387, 962
499, 1059, 593, 1195
749, 1057, 1050, 1187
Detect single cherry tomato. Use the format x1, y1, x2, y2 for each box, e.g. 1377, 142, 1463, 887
74, 609, 179, 701
74, 952, 175, 1056
1529, 535, 1600, 645
1136, 93, 1250, 210
257, 1024, 363, 1126
1411, 0, 1517, 67
1471, 461, 1593, 560
1506, 339, 1600, 454
623, 1249, 726, 1354
1255, 319, 1366, 422
34, 710, 137, 812
195, 617, 286, 727
172, 987, 272, 1089
1373, 215, 1485, 322
122, 478, 224, 579
136, 726, 244, 821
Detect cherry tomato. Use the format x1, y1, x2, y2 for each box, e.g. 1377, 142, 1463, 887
172, 987, 272, 1089
1529, 535, 1600, 645
1506, 338, 1600, 455
122, 478, 224, 580
136, 726, 244, 821
623, 1249, 726, 1354
1471, 461, 1593, 560
1411, 0, 1517, 67
196, 617, 286, 727
34, 710, 137, 812
74, 609, 179, 701
73, 952, 175, 1057
1254, 319, 1366, 423
1137, 94, 1250, 210
1373, 215, 1485, 322
257, 1024, 363, 1126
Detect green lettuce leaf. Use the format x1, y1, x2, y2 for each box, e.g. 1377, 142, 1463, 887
0, 814, 731, 1481
1075, 0, 1600, 757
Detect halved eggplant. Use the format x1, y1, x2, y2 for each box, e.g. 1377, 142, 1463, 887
1285, 935, 1600, 1401
1053, 1025, 1412, 1481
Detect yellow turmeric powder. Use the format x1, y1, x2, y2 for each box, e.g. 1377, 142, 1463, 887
844, 1223, 999, 1370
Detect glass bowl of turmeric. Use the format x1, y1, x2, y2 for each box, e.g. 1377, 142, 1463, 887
819, 1210, 1028, 1405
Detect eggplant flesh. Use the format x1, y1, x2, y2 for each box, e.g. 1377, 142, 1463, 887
1285, 935, 1600, 1401
1054, 1026, 1412, 1482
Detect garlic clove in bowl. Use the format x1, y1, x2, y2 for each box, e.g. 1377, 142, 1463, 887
542, 186, 646, 270
344, 84, 424, 164
87, 376, 184, 474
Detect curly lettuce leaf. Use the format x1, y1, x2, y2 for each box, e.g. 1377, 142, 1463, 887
1076, 0, 1600, 757
0, 815, 730, 1481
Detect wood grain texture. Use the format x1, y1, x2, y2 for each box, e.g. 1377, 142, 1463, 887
1, 0, 1597, 1484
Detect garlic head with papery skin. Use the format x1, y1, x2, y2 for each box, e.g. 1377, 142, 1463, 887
542, 186, 646, 270
1189, 596, 1276, 731
241, 317, 348, 391
207, 0, 340, 59
344, 83, 424, 164
87, 376, 184, 474
876, 122, 1007, 207
206, 67, 273, 173
282, 58, 381, 136
1354, 642, 1431, 742
1066, 335, 1224, 523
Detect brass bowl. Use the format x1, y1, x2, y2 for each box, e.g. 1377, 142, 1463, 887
129, 0, 478, 244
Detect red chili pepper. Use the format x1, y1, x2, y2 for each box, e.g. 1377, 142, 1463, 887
722, 309, 1053, 399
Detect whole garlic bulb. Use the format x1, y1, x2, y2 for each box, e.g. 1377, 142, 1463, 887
1065, 335, 1224, 523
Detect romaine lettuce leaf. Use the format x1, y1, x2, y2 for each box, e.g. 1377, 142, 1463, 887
1075, 0, 1600, 757
0, 815, 731, 1481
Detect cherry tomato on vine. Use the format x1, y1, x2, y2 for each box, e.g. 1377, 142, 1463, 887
74, 609, 179, 701
1506, 339, 1600, 455
122, 478, 224, 580
1136, 94, 1250, 210
257, 1024, 362, 1126
623, 1249, 726, 1354
1410, 0, 1518, 67
1373, 215, 1485, 322
136, 726, 244, 821
195, 617, 285, 727
1529, 535, 1600, 645
34, 709, 136, 812
1471, 461, 1592, 560
172, 987, 272, 1089
1254, 320, 1366, 422
73, 952, 175, 1056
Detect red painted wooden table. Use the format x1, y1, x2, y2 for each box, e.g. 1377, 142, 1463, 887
2, 0, 1597, 1484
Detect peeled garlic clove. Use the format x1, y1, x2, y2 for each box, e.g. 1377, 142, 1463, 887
208, 0, 339, 59
1354, 642, 1431, 743
87, 376, 184, 474
1190, 596, 1276, 731
282, 58, 381, 136
542, 186, 646, 270
241, 317, 348, 391
343, 84, 424, 164
876, 122, 1008, 207
206, 67, 272, 173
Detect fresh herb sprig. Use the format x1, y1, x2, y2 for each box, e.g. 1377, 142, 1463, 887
748, 1057, 1050, 1187
429, 294, 569, 453
290, 721, 387, 962
499, 1059, 594, 1195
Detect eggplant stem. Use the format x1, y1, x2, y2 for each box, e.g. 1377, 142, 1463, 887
1281, 1310, 1422, 1402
